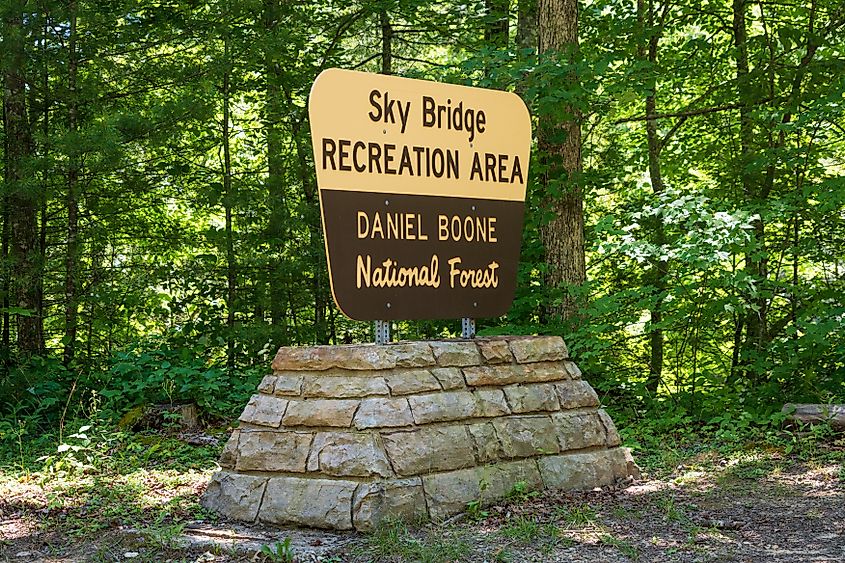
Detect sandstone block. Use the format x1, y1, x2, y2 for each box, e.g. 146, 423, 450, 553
420, 466, 482, 520
207, 337, 637, 532
408, 391, 476, 424
555, 380, 599, 409
385, 369, 442, 395
564, 360, 582, 379
537, 449, 628, 491
218, 429, 239, 469
257, 375, 276, 394
307, 432, 392, 477
467, 422, 505, 463
283, 399, 358, 427
201, 471, 267, 522
272, 344, 396, 371
624, 447, 642, 480
422, 459, 542, 520
382, 426, 475, 476
389, 342, 436, 367
473, 388, 511, 417
431, 341, 481, 367
493, 415, 559, 458
236, 430, 312, 472
259, 476, 356, 530
509, 336, 568, 363
352, 478, 427, 531
430, 367, 465, 390
239, 394, 288, 428
463, 362, 569, 387
553, 412, 607, 451
504, 383, 560, 413
303, 376, 389, 398
477, 339, 513, 364
486, 458, 544, 499
354, 397, 414, 429
273, 374, 304, 396
598, 409, 622, 446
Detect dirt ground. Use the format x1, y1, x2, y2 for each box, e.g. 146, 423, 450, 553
2, 448, 843, 562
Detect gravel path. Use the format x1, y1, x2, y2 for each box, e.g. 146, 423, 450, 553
2, 452, 843, 562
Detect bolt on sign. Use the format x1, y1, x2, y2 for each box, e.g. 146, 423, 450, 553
308, 68, 530, 320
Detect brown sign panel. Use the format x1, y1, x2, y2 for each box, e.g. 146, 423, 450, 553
308, 69, 531, 321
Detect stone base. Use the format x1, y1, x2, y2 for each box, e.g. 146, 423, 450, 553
202, 336, 636, 531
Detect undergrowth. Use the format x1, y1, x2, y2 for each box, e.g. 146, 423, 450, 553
607, 402, 845, 478
0, 419, 223, 548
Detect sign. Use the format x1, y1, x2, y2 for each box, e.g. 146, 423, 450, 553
308, 68, 530, 320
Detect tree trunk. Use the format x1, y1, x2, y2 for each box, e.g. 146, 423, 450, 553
732, 0, 768, 374
64, 1, 80, 366
222, 18, 237, 370
485, 0, 509, 49
263, 0, 289, 344
517, 0, 538, 51
538, 0, 584, 321
641, 0, 668, 394
281, 84, 324, 344
33, 11, 47, 345
380, 9, 392, 75
3, 4, 43, 355
2, 96, 10, 353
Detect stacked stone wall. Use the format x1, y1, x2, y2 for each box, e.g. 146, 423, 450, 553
202, 336, 636, 531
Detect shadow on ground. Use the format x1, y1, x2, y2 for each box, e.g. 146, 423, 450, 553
1, 446, 843, 562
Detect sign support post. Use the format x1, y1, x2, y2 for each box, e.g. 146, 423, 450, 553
461, 318, 476, 339
374, 320, 391, 345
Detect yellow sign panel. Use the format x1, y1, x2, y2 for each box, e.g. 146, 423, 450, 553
309, 69, 531, 202
308, 69, 531, 320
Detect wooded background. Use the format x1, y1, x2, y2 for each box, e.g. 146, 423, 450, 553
1, 0, 843, 427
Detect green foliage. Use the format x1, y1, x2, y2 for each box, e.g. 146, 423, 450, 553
260, 538, 295, 563
556, 503, 598, 528
465, 499, 488, 522
100, 347, 262, 418
493, 548, 513, 562
40, 424, 99, 474
500, 516, 541, 543
465, 475, 490, 520
599, 533, 639, 560
506, 480, 540, 502
20, 419, 221, 477
141, 513, 187, 550
0, 418, 220, 552
362, 519, 471, 563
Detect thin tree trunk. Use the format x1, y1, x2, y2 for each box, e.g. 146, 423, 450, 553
517, 0, 538, 51
641, 0, 668, 394
222, 21, 237, 370
282, 85, 324, 344
538, 0, 584, 321
2, 93, 10, 353
263, 0, 289, 344
86, 282, 93, 362
32, 11, 47, 345
733, 0, 767, 373
380, 10, 392, 75
645, 100, 666, 393
730, 313, 743, 382
64, 1, 80, 366
3, 4, 42, 355
84, 242, 100, 364
485, 0, 509, 48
